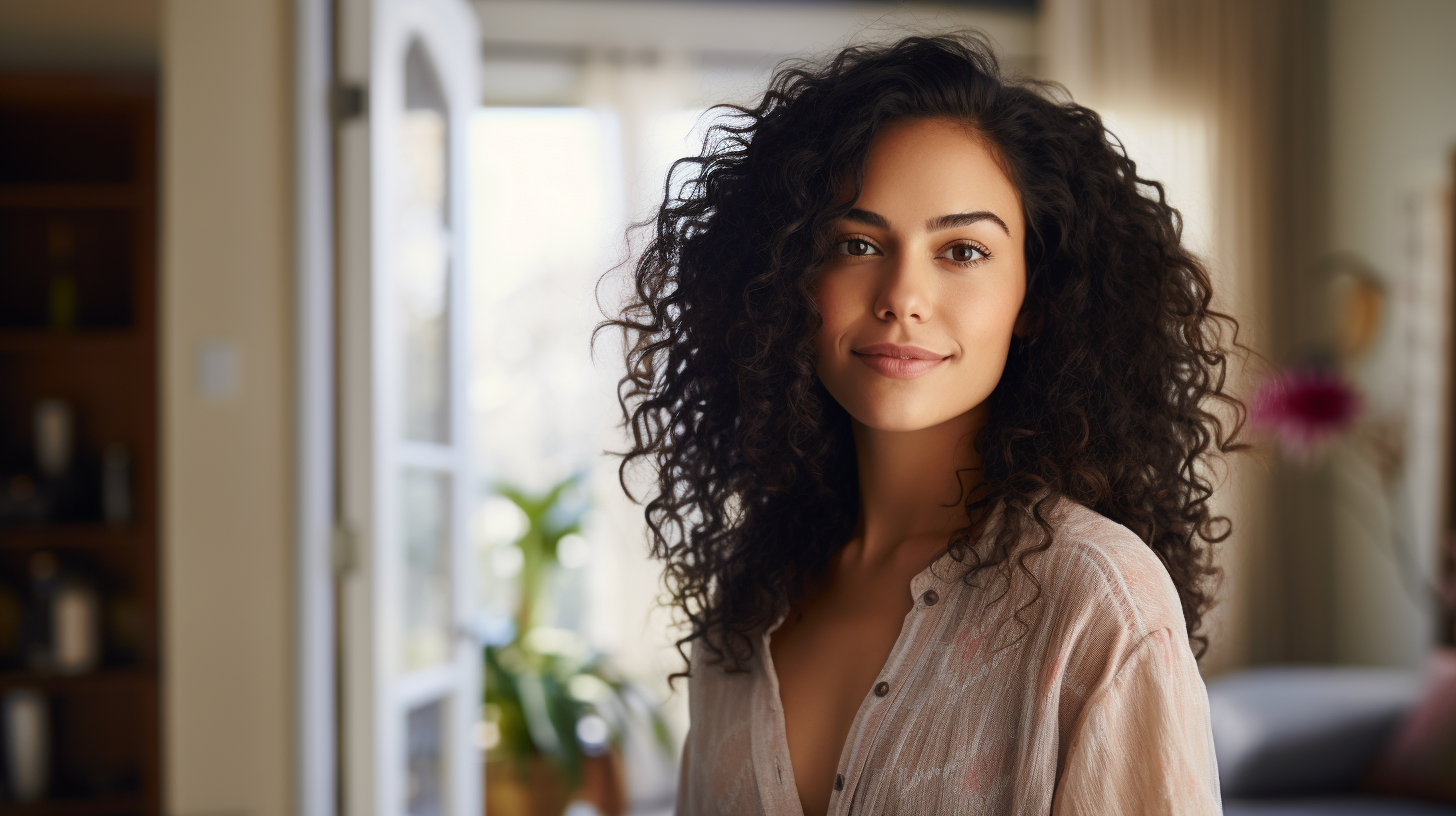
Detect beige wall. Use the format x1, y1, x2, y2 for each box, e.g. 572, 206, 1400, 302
161, 0, 294, 813
1326, 0, 1456, 667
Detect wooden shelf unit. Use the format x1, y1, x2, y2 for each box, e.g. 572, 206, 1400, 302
0, 794, 148, 816
0, 74, 159, 815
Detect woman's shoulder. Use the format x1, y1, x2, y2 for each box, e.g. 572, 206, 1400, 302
1030, 498, 1189, 639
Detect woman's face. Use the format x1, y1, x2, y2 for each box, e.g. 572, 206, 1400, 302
813, 117, 1027, 433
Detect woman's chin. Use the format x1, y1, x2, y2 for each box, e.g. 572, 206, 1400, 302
846, 403, 971, 434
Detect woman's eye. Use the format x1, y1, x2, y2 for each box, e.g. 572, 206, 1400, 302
942, 243, 987, 264
837, 238, 879, 257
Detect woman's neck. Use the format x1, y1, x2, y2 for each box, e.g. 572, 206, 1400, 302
849, 406, 984, 565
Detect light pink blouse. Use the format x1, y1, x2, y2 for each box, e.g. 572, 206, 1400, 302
675, 500, 1223, 816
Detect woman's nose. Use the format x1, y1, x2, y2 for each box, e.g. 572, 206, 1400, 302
873, 253, 932, 323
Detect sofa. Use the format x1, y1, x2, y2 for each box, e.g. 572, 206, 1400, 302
1208, 665, 1456, 815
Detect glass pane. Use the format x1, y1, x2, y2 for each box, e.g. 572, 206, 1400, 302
472, 492, 526, 643
398, 41, 451, 442
405, 699, 446, 816
467, 109, 620, 491
403, 469, 452, 670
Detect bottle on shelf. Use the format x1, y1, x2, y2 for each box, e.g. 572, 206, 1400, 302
102, 443, 132, 527
2, 687, 49, 802
0, 399, 76, 525
0, 472, 47, 524
34, 398, 84, 524
0, 397, 112, 525
24, 550, 101, 676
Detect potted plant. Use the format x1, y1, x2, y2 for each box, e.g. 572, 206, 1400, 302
481, 477, 672, 816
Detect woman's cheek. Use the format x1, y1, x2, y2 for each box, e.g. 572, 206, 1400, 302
812, 275, 854, 353
952, 277, 1023, 342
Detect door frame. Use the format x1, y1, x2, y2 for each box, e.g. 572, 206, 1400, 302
294, 0, 338, 814
334, 0, 483, 813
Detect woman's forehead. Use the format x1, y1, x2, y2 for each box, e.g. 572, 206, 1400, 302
848, 118, 1023, 237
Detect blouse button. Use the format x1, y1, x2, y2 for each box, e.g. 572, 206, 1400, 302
834, 773, 845, 791
922, 589, 939, 606
874, 681, 889, 697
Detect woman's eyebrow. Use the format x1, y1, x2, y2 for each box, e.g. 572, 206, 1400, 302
844, 208, 890, 229
843, 207, 1010, 236
927, 210, 1010, 236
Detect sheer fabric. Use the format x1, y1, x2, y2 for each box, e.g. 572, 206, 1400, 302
676, 500, 1223, 815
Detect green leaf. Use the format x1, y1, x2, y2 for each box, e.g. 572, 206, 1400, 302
481, 473, 674, 789
516, 670, 563, 760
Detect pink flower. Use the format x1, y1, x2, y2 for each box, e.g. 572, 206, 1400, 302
1250, 367, 1362, 455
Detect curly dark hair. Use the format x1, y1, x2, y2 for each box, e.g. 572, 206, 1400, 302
601, 32, 1245, 678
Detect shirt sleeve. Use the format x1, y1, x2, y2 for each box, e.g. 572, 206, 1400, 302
1051, 626, 1223, 816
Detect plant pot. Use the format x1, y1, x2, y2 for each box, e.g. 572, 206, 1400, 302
484, 750, 626, 816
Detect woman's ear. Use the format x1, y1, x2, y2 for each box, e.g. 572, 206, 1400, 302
1013, 309, 1041, 339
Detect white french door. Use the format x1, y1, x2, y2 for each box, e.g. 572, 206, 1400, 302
336, 0, 481, 813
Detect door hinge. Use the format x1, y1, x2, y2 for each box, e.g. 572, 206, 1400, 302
333, 83, 368, 122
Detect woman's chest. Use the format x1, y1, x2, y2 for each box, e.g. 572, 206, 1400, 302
766, 546, 957, 802
684, 589, 1071, 816
768, 578, 914, 811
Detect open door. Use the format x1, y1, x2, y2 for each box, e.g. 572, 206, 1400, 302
336, 0, 481, 813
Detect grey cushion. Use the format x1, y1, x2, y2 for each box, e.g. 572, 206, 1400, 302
1224, 796, 1456, 815
1208, 666, 1422, 798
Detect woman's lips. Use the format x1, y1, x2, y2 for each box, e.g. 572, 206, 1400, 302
851, 343, 949, 379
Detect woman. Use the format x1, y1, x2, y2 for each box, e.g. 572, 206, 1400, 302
606, 33, 1240, 815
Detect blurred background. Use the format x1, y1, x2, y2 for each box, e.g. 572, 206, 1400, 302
0, 0, 1452, 814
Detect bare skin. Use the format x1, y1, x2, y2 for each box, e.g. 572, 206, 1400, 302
769, 117, 1026, 816
768, 417, 983, 816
